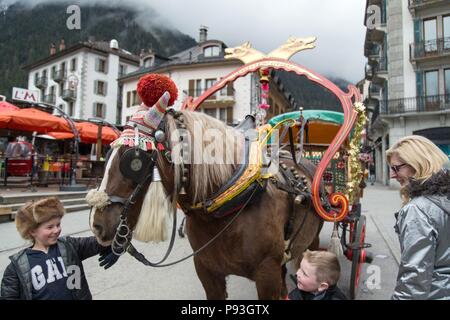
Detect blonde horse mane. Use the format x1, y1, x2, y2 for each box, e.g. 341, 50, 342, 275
167, 111, 243, 204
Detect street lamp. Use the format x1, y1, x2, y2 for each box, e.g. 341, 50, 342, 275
37, 102, 86, 191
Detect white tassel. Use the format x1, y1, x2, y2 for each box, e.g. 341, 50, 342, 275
133, 167, 171, 243
328, 222, 343, 257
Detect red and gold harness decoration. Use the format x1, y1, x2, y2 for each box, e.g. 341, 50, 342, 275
190, 125, 274, 214
110, 129, 156, 151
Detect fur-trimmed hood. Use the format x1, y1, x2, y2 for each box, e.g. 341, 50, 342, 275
407, 169, 450, 199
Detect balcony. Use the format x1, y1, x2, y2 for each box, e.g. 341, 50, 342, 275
35, 76, 48, 89
380, 94, 450, 114
43, 94, 56, 105
52, 69, 66, 83
372, 57, 388, 84
62, 89, 76, 101
409, 0, 448, 14
365, 4, 387, 44
369, 84, 382, 100
410, 37, 450, 62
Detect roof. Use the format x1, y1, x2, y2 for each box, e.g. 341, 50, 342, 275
23, 41, 140, 71
119, 40, 242, 82
268, 110, 344, 127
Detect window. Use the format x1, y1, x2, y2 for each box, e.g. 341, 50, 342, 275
425, 70, 439, 110
204, 46, 220, 57
132, 90, 141, 105
42, 69, 47, 78
445, 69, 450, 101
60, 62, 66, 76
49, 85, 56, 96
34, 72, 38, 84
425, 70, 439, 97
94, 103, 106, 118
201, 107, 233, 124
127, 91, 131, 108
70, 58, 77, 72
95, 80, 107, 96
444, 16, 450, 50
96, 58, 107, 73
424, 18, 437, 52
144, 57, 153, 68
119, 64, 127, 77
188, 79, 203, 97
205, 78, 216, 99
51, 66, 57, 79
219, 108, 227, 122
68, 102, 74, 116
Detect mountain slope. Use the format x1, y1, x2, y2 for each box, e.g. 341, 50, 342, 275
0, 1, 197, 99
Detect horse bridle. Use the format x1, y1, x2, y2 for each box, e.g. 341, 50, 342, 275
102, 110, 261, 267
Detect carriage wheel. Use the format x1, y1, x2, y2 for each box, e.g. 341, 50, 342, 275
349, 214, 367, 300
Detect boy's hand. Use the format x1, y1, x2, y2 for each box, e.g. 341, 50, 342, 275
99, 246, 119, 269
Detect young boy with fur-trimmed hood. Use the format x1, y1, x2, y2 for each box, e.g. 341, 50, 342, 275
1, 197, 118, 300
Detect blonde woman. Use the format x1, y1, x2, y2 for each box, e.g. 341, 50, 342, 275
386, 135, 450, 300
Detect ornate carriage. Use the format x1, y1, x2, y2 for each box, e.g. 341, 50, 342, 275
182, 37, 373, 299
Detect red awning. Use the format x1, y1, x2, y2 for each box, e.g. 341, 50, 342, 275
0, 101, 20, 112
75, 122, 120, 144
48, 122, 120, 144
0, 108, 71, 133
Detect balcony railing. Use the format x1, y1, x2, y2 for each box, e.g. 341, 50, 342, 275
369, 84, 382, 99
35, 76, 48, 89
62, 89, 76, 101
380, 94, 450, 114
52, 69, 66, 83
43, 94, 56, 105
374, 57, 388, 73
368, 44, 381, 59
410, 37, 450, 61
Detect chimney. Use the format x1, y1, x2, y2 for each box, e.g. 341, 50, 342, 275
50, 43, 56, 55
59, 39, 66, 51
199, 25, 208, 43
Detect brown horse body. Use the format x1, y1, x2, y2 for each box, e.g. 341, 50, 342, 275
91, 110, 323, 299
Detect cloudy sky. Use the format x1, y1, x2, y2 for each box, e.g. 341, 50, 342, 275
3, 0, 367, 83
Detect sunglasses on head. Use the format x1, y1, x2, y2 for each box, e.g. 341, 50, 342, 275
390, 163, 407, 174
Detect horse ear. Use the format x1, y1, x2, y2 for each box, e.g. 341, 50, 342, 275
143, 91, 170, 130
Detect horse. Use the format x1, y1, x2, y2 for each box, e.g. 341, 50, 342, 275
89, 108, 323, 299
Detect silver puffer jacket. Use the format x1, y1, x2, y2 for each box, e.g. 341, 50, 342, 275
392, 169, 450, 300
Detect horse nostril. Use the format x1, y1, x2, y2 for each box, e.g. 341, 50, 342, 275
93, 224, 103, 235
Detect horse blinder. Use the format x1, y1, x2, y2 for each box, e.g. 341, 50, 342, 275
119, 148, 155, 184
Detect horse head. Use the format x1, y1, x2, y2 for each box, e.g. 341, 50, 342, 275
86, 84, 177, 248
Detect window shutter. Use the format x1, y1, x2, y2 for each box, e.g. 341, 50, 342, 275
226, 107, 233, 125
104, 82, 108, 96
188, 79, 195, 96
102, 103, 106, 118
414, 18, 421, 43
416, 71, 424, 111
105, 60, 109, 74
95, 58, 99, 72
127, 91, 131, 108
94, 80, 98, 94
227, 83, 233, 96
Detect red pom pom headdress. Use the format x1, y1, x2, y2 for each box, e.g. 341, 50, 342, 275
137, 74, 178, 108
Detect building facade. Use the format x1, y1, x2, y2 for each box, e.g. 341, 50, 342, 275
120, 28, 294, 126
364, 0, 450, 185
24, 39, 139, 125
